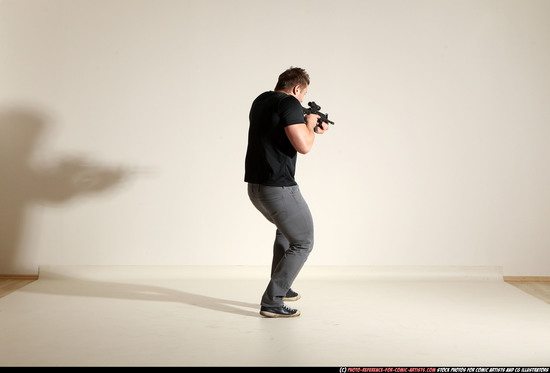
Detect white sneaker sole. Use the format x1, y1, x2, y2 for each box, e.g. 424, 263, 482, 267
260, 309, 301, 318
283, 294, 301, 302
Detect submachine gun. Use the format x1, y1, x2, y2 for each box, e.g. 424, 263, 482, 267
303, 101, 335, 132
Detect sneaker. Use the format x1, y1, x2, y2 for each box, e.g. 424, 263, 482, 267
260, 304, 301, 318
283, 288, 301, 301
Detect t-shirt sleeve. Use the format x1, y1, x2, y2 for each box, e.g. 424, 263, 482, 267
278, 96, 305, 127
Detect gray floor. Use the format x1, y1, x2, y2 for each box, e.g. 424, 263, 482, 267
1, 265, 549, 367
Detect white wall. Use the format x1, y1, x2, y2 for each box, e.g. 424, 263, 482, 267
1, 0, 549, 275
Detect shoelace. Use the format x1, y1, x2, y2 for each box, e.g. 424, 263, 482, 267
282, 304, 296, 313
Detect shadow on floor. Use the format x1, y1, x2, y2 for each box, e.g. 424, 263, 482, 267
18, 274, 261, 317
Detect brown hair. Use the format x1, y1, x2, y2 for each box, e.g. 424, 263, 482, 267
274, 67, 310, 91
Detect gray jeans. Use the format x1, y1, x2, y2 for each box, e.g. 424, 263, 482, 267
248, 183, 314, 307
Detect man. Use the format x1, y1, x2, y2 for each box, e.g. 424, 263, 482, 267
244, 67, 329, 318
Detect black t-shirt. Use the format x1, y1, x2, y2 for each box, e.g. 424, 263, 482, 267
244, 91, 305, 186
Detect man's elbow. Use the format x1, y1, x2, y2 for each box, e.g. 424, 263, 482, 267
296, 144, 312, 155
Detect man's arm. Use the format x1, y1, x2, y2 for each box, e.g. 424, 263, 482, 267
285, 114, 328, 154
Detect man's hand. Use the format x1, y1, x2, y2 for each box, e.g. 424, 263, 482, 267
305, 114, 329, 134
305, 113, 320, 131
315, 121, 330, 134
302, 101, 334, 133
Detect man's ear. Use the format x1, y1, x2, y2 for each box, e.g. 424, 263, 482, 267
292, 85, 302, 95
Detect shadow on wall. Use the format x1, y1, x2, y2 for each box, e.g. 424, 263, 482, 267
0, 108, 139, 274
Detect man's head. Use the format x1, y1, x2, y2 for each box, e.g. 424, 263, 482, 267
274, 67, 310, 103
